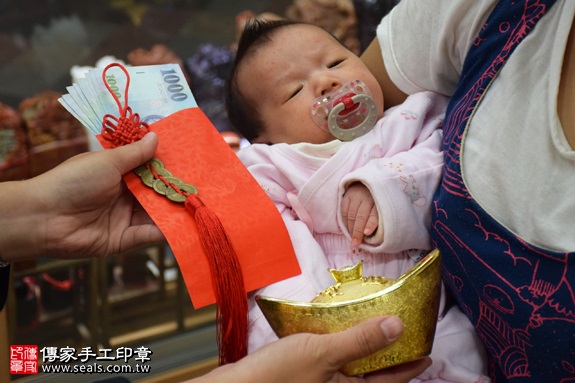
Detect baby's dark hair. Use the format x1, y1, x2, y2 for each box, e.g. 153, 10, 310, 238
225, 18, 301, 143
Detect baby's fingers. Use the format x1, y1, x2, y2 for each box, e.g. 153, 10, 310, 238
350, 201, 374, 247
363, 205, 379, 237
342, 196, 362, 246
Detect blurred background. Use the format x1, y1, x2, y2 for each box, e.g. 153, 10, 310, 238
0, 0, 399, 382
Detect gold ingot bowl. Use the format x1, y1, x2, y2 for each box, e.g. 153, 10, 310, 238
256, 249, 441, 376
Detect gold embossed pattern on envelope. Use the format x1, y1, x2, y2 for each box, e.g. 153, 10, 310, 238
256, 249, 442, 376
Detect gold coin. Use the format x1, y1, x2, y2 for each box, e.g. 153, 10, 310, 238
133, 164, 148, 176
153, 177, 184, 195
148, 157, 165, 169
140, 169, 154, 187
152, 178, 168, 195
133, 157, 164, 176
166, 183, 198, 203
141, 168, 172, 187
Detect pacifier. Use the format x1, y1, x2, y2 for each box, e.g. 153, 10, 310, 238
311, 80, 378, 141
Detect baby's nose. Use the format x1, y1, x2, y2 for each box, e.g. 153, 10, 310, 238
320, 80, 341, 96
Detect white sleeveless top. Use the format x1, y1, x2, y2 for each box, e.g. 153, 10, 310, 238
378, 0, 575, 252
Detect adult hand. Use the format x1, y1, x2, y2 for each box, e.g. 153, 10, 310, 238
196, 316, 431, 383
0, 132, 164, 261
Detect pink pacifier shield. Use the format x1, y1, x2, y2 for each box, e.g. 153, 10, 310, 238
311, 80, 377, 141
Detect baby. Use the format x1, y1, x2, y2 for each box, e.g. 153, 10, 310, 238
226, 19, 490, 382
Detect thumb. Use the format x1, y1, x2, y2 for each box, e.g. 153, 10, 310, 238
109, 132, 159, 175
325, 316, 404, 368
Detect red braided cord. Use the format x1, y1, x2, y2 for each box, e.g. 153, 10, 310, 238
100, 63, 150, 147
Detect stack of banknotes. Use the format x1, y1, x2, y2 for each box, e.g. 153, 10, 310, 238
59, 64, 197, 136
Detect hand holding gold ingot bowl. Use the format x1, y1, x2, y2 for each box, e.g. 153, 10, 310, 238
256, 249, 442, 376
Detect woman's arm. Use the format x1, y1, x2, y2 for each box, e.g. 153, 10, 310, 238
361, 38, 408, 109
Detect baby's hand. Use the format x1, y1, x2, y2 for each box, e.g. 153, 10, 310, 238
341, 183, 379, 247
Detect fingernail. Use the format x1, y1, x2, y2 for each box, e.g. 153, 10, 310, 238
142, 132, 155, 141
380, 316, 403, 342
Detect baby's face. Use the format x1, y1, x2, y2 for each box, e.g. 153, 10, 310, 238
237, 24, 384, 144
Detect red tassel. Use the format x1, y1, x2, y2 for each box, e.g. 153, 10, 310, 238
185, 194, 248, 365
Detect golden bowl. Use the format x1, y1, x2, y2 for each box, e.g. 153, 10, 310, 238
256, 249, 442, 376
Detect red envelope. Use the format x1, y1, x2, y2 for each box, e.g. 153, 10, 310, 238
99, 107, 300, 308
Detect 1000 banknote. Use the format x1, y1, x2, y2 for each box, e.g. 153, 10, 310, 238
59, 64, 197, 136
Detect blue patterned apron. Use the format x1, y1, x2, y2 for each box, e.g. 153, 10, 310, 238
430, 0, 575, 381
